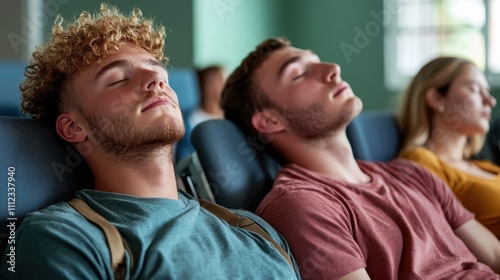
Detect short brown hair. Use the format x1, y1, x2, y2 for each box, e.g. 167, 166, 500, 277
21, 3, 166, 123
221, 37, 290, 136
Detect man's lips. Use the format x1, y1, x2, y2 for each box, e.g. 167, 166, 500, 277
333, 82, 350, 97
482, 111, 491, 120
141, 96, 172, 112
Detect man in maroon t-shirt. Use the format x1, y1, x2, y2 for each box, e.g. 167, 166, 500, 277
221, 37, 500, 279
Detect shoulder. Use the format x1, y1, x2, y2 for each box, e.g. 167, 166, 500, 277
16, 202, 105, 247
365, 159, 448, 193
233, 209, 290, 253
21, 202, 89, 229
361, 158, 432, 178
3, 202, 110, 278
400, 146, 440, 165
257, 167, 354, 228
399, 147, 452, 179
473, 159, 500, 173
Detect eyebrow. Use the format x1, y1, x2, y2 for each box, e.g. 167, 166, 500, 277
94, 58, 165, 82
277, 50, 318, 79
277, 56, 301, 79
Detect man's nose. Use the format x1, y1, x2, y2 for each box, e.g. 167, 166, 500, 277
488, 94, 497, 108
142, 70, 166, 92
321, 63, 341, 84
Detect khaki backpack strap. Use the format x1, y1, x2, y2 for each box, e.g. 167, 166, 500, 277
68, 198, 129, 280
198, 199, 293, 268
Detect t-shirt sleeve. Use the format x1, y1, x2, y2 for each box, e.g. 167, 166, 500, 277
402, 160, 474, 230
257, 185, 366, 279
1, 206, 114, 279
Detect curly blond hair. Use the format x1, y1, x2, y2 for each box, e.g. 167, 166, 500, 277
21, 3, 167, 123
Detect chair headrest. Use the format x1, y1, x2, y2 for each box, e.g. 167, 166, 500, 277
346, 110, 400, 161
168, 68, 200, 116
0, 61, 26, 117
477, 114, 500, 164
168, 68, 200, 163
191, 119, 281, 211
0, 116, 93, 237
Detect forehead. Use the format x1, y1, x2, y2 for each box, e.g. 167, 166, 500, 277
455, 64, 488, 86
256, 46, 306, 77
73, 44, 164, 86
254, 46, 308, 89
88, 43, 161, 73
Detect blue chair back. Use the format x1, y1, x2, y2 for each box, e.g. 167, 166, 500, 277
0, 116, 93, 249
477, 114, 500, 164
189, 119, 282, 211
346, 110, 400, 161
0, 61, 26, 117
168, 68, 200, 162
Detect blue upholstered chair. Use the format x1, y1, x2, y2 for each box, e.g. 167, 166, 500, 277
0, 116, 94, 252
346, 110, 400, 162
176, 119, 282, 211
476, 114, 500, 165
168, 68, 200, 163
0, 61, 26, 117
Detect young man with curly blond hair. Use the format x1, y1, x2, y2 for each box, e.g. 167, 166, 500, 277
0, 5, 300, 279
221, 37, 500, 279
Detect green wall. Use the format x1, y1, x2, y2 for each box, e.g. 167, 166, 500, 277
193, 0, 285, 71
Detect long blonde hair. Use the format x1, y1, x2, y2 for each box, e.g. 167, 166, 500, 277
397, 57, 485, 159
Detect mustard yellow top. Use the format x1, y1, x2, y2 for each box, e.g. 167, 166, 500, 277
400, 147, 500, 238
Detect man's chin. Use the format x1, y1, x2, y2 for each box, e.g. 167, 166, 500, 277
351, 96, 363, 115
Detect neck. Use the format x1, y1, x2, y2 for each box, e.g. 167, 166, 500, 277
201, 103, 224, 117
86, 146, 179, 199
275, 131, 370, 184
426, 122, 468, 161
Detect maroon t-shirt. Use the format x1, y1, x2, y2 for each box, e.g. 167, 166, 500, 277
256, 159, 499, 280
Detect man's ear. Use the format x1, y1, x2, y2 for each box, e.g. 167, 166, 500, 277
56, 113, 87, 143
425, 87, 444, 112
251, 109, 285, 134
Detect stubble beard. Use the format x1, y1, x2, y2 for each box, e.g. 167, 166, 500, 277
82, 110, 185, 164
276, 96, 362, 140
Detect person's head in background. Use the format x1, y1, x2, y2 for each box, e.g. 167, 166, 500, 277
398, 57, 496, 159
20, 3, 184, 165
197, 65, 226, 118
221, 37, 361, 156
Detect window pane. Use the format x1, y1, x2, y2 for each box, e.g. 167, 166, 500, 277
396, 33, 439, 76
442, 0, 485, 28
398, 0, 438, 29
489, 0, 500, 72
440, 30, 485, 70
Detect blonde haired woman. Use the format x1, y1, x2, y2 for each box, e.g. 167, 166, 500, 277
398, 56, 500, 238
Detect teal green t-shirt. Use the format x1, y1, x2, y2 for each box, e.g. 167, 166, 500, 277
1, 190, 299, 279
